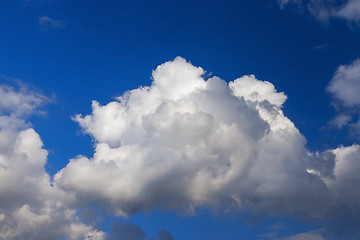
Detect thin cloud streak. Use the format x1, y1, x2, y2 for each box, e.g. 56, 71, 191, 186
38, 16, 66, 29
278, 0, 360, 25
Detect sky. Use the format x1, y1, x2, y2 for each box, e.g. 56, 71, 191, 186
1, 0, 360, 239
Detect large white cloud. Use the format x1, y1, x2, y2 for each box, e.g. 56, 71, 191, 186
55, 57, 334, 222
0, 84, 104, 240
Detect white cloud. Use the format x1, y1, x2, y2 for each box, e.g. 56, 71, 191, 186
229, 74, 287, 107
279, 0, 360, 24
327, 58, 360, 107
327, 58, 360, 133
284, 229, 325, 240
0, 128, 104, 239
0, 84, 104, 239
38, 16, 65, 29
55, 57, 333, 221
314, 43, 331, 50
0, 83, 49, 118
337, 0, 360, 22
327, 145, 360, 205
328, 114, 352, 129
322, 144, 360, 237
53, 57, 360, 238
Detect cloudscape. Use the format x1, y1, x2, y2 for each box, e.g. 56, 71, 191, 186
1, 0, 360, 239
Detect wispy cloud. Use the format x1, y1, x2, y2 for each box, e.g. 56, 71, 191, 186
314, 43, 331, 50
260, 228, 325, 240
0, 77, 50, 118
278, 0, 360, 26
284, 229, 325, 240
38, 16, 65, 30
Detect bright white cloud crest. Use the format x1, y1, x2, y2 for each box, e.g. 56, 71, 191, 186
57, 57, 335, 219
1, 58, 360, 239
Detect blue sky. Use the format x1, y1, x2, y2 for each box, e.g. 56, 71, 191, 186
1, 0, 360, 239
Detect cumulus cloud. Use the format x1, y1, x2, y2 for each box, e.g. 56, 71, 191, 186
3, 58, 360, 239
57, 57, 324, 217
327, 58, 360, 107
38, 16, 65, 30
0, 84, 104, 239
51, 57, 360, 240
324, 145, 360, 237
278, 0, 360, 25
327, 58, 360, 134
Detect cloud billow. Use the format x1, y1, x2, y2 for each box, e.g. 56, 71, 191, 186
55, 57, 355, 235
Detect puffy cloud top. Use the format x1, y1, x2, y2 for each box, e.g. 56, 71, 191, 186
327, 58, 360, 107
229, 74, 287, 107
57, 57, 332, 220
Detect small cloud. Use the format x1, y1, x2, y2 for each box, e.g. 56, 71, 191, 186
284, 229, 325, 240
327, 58, 360, 107
314, 43, 331, 50
278, 0, 360, 26
0, 76, 51, 118
329, 114, 352, 129
326, 58, 360, 137
257, 231, 278, 240
38, 16, 65, 30
278, 0, 289, 10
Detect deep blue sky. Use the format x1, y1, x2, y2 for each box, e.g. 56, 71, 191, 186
1, 0, 360, 239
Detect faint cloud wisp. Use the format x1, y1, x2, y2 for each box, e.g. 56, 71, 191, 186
38, 16, 65, 30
